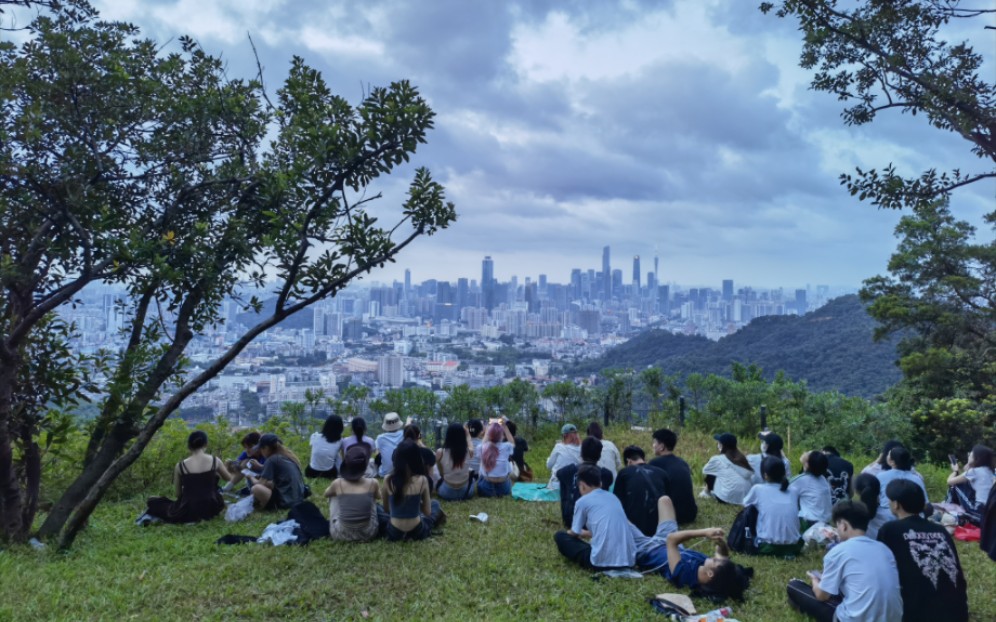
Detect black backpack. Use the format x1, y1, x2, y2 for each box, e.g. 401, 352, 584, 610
727, 505, 759, 554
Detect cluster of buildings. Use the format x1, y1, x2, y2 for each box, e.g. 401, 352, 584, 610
59, 246, 850, 424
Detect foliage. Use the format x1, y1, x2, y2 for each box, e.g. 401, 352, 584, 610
761, 0, 996, 212
369, 387, 439, 423
907, 397, 996, 463
575, 295, 902, 398
0, 0, 454, 546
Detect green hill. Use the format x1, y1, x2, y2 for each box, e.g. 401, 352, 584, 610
578, 295, 902, 398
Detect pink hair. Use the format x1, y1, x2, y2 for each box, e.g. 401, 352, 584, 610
481, 423, 503, 473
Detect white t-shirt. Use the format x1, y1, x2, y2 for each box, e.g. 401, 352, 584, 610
702, 455, 755, 505
375, 430, 404, 477
597, 439, 623, 479
480, 442, 515, 479
789, 474, 833, 523
876, 469, 929, 509
965, 467, 994, 505
308, 433, 343, 471
467, 438, 483, 473
743, 483, 801, 545
571, 489, 636, 569
546, 442, 582, 489
747, 453, 792, 485
819, 535, 903, 622
866, 505, 894, 540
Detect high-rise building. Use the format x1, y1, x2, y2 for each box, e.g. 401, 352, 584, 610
482, 256, 495, 310
632, 255, 641, 291
611, 269, 623, 296
456, 277, 469, 309
378, 355, 404, 387
570, 269, 582, 301
722, 279, 734, 303
602, 246, 611, 301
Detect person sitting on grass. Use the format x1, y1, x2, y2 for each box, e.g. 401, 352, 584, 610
478, 419, 517, 497
374, 412, 405, 478
222, 431, 264, 493
465, 418, 485, 474
142, 430, 233, 524
630, 496, 754, 602
435, 422, 476, 501
747, 431, 791, 484
325, 444, 387, 542
853, 473, 892, 539
861, 439, 907, 477
381, 440, 446, 541
649, 428, 698, 524
553, 464, 636, 571
546, 423, 582, 490
306, 414, 344, 479
821, 446, 854, 505
403, 423, 437, 488
249, 434, 307, 511
946, 444, 994, 516
557, 436, 613, 528
506, 420, 532, 481
879, 479, 968, 622
342, 417, 374, 453
786, 500, 903, 622
613, 445, 670, 537
701, 432, 755, 505
791, 450, 833, 529
743, 456, 803, 556
876, 446, 929, 516
587, 421, 622, 479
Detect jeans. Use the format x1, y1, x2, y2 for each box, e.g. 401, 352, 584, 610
787, 579, 839, 622
477, 477, 511, 498
438, 480, 475, 501
385, 500, 443, 541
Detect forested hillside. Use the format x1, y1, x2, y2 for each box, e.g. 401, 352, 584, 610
577, 295, 902, 398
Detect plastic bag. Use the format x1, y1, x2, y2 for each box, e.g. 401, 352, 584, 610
225, 495, 254, 522
802, 521, 837, 549
258, 519, 300, 546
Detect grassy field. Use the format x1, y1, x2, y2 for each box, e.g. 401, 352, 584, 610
1, 427, 993, 621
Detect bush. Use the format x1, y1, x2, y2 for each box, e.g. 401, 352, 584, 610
909, 398, 996, 463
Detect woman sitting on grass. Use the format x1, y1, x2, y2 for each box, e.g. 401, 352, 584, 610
791, 451, 833, 529
436, 423, 476, 500
478, 419, 516, 497
325, 444, 386, 542
222, 431, 264, 493
143, 430, 233, 524
631, 495, 754, 602
853, 473, 891, 539
701, 433, 755, 505
382, 440, 446, 541
307, 414, 344, 479
743, 456, 803, 556
947, 444, 994, 516
250, 434, 308, 511
465, 418, 485, 474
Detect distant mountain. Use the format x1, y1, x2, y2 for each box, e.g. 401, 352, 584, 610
575, 295, 902, 398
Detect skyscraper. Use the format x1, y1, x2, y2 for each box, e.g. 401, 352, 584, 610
482, 256, 495, 311
602, 246, 611, 301
632, 255, 641, 291
722, 279, 734, 303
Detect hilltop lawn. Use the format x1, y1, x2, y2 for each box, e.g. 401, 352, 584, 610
1, 429, 993, 621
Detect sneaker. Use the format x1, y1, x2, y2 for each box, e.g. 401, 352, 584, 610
135, 512, 161, 526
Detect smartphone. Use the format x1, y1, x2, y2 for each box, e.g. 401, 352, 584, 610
948, 454, 958, 466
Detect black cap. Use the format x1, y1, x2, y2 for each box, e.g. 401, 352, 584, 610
758, 431, 783, 453
252, 433, 280, 453
714, 432, 737, 448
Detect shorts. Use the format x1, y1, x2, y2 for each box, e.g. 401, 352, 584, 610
655, 519, 679, 540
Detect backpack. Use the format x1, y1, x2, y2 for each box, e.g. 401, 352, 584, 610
727, 505, 759, 554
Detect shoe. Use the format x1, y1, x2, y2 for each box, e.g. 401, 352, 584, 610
697, 490, 711, 499
135, 512, 161, 526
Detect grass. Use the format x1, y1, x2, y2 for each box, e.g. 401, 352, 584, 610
1, 427, 993, 621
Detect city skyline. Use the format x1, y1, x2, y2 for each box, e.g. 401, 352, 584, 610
50, 0, 994, 288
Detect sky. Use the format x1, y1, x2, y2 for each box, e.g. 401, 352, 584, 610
21, 1, 996, 289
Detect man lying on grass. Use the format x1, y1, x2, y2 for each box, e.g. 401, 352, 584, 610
629, 496, 754, 602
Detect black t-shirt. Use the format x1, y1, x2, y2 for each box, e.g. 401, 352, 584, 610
648, 454, 697, 524
613, 463, 671, 536
556, 462, 613, 528
826, 454, 854, 505
877, 516, 968, 622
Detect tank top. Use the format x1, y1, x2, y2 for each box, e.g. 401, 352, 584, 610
388, 479, 426, 519
440, 449, 471, 487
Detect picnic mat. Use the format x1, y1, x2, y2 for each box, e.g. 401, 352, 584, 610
512, 482, 559, 502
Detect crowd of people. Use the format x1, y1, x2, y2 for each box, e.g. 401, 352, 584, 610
138, 416, 995, 618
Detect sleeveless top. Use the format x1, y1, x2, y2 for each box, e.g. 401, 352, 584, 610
147, 457, 224, 524
388, 478, 427, 519
440, 449, 471, 487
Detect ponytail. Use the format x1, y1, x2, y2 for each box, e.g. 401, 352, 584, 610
854, 473, 880, 518
762, 456, 788, 492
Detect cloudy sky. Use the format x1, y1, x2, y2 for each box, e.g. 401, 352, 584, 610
53, 1, 996, 288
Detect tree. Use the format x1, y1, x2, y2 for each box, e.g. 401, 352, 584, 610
1, 3, 454, 546
762, 1, 995, 213
542, 381, 583, 424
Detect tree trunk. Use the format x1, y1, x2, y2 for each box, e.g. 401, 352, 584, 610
0, 359, 25, 542
18, 421, 41, 532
